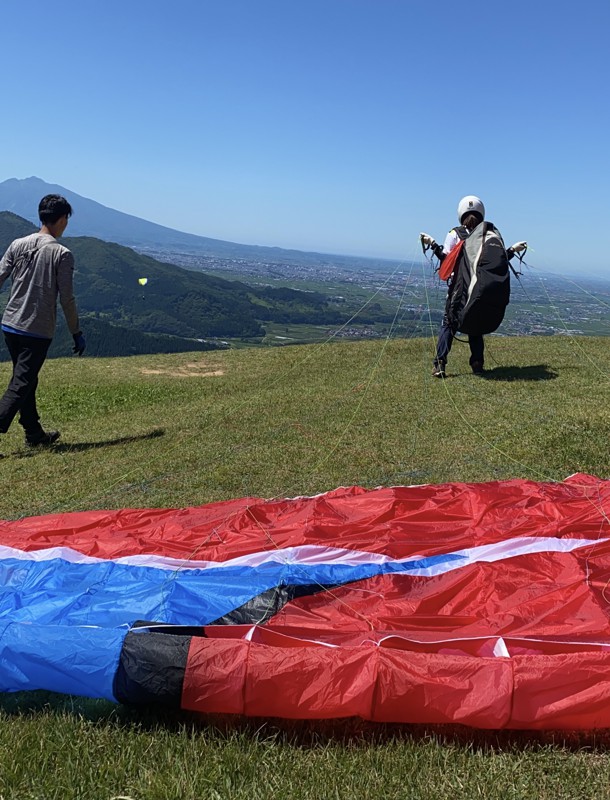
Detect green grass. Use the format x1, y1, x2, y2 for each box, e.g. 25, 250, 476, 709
2, 701, 610, 800
2, 334, 610, 798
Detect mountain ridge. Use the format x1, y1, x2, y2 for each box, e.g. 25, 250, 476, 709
0, 177, 382, 267
0, 211, 365, 357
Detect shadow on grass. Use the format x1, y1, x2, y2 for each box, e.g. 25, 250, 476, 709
483, 364, 558, 382
15, 428, 165, 457
2, 691, 608, 752
187, 715, 610, 753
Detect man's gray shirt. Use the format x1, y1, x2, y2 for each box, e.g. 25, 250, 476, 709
0, 232, 80, 339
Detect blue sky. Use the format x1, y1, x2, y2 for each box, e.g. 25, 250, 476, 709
1, 1, 608, 273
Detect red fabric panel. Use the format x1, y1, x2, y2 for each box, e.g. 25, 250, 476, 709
183, 636, 376, 719
373, 649, 512, 727
438, 239, 464, 281
2, 475, 606, 561
183, 633, 610, 729
182, 638, 249, 715
271, 552, 610, 642
183, 636, 513, 726
511, 653, 610, 729
243, 644, 375, 719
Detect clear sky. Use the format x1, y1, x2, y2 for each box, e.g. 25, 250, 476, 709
1, 0, 608, 274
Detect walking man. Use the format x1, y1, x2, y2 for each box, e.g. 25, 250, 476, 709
0, 194, 85, 446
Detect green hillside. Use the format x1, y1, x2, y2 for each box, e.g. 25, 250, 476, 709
0, 210, 36, 241
67, 236, 264, 338
1, 334, 610, 798
0, 212, 365, 355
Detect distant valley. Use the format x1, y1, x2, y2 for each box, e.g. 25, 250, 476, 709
1, 177, 610, 360
0, 210, 396, 360
0, 176, 395, 271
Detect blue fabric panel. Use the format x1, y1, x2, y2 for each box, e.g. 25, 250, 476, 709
0, 551, 464, 697
0, 553, 463, 629
0, 620, 125, 700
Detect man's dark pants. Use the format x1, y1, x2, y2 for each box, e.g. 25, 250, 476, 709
0, 332, 51, 436
434, 315, 484, 367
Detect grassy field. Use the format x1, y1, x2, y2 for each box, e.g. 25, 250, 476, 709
2, 333, 610, 798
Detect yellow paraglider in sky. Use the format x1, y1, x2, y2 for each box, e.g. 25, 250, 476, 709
138, 278, 148, 286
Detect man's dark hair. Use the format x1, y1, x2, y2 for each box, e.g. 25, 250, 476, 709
38, 194, 73, 225
461, 211, 483, 230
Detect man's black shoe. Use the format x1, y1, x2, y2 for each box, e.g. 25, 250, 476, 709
26, 430, 61, 447
471, 362, 485, 376
432, 362, 447, 379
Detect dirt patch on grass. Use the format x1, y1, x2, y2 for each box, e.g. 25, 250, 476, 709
141, 364, 225, 378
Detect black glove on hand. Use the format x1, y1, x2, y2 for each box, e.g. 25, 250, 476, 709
72, 332, 86, 356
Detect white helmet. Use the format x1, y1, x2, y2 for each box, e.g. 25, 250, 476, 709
457, 195, 485, 223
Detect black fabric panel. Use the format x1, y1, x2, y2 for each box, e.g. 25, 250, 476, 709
453, 222, 510, 336
130, 620, 207, 637
114, 584, 336, 705
446, 257, 472, 332
114, 627, 191, 708
209, 583, 336, 626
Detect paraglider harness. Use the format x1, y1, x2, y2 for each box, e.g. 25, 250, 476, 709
422, 222, 525, 337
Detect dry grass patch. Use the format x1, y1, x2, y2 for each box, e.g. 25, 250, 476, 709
140, 366, 225, 378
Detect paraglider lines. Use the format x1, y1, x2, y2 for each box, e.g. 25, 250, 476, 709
25, 253, 419, 521
419, 245, 610, 537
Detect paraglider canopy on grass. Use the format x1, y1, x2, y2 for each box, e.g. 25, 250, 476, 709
1, 474, 610, 729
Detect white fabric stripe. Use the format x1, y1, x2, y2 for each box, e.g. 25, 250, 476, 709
411, 536, 607, 578
135, 625, 610, 653
493, 638, 511, 658
0, 536, 605, 574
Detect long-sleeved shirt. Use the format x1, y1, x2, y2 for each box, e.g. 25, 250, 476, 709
442, 229, 462, 255
0, 232, 80, 339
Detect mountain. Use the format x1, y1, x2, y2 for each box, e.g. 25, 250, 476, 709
0, 177, 362, 266
0, 177, 248, 254
0, 212, 221, 359
0, 211, 353, 356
